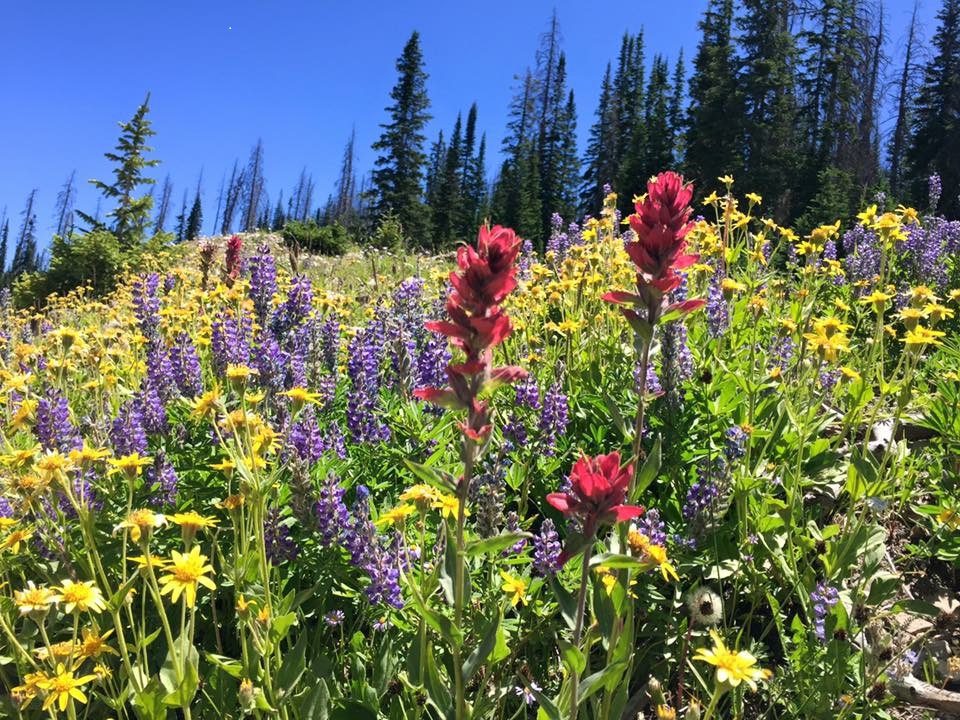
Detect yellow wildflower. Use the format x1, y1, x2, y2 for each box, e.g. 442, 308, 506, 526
500, 571, 528, 607
376, 504, 417, 526
158, 546, 217, 608
14, 582, 56, 616
693, 630, 771, 690
114, 509, 167, 543
37, 664, 98, 712
53, 579, 106, 614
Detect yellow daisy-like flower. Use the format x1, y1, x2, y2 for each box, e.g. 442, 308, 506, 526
12, 670, 48, 709
400, 484, 440, 507
693, 630, 771, 690
169, 511, 219, 532
376, 504, 417, 526
68, 442, 111, 467
2, 527, 33, 554
78, 628, 118, 659
902, 325, 945, 349
36, 451, 73, 484
858, 290, 892, 312
190, 387, 221, 420
432, 493, 466, 521
108, 452, 153, 478
37, 664, 98, 712
53, 579, 106, 614
158, 546, 217, 608
745, 192, 762, 205
226, 364, 258, 384
500, 570, 528, 607
924, 303, 955, 325
14, 581, 57, 616
937, 508, 960, 529
720, 278, 747, 298
839, 366, 861, 382
857, 204, 878, 226
281, 386, 321, 410
114, 509, 167, 543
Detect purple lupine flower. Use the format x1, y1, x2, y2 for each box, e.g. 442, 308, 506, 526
163, 273, 176, 294
319, 315, 340, 374
517, 237, 535, 280
502, 418, 528, 451
636, 508, 667, 547
724, 426, 748, 462
810, 582, 840, 640
706, 277, 729, 338
146, 453, 178, 507
271, 275, 314, 340
341, 486, 403, 608
34, 389, 82, 452
532, 519, 561, 576
110, 401, 149, 456
902, 222, 949, 290
637, 363, 662, 396
169, 333, 203, 398
210, 312, 253, 375
285, 322, 312, 390
505, 512, 527, 554
132, 273, 162, 339
929, 174, 943, 211
346, 320, 390, 443
254, 332, 287, 393
144, 341, 177, 403
248, 243, 278, 325
538, 382, 569, 455
546, 213, 570, 261
137, 386, 168, 436
264, 508, 299, 563
843, 225, 881, 290
315, 472, 350, 547
819, 364, 841, 395
682, 459, 727, 523
288, 408, 326, 463
515, 375, 541, 410
326, 422, 347, 459
769, 335, 795, 374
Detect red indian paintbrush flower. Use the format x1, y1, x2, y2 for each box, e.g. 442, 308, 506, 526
547, 451, 644, 540
414, 225, 527, 443
604, 172, 705, 324
224, 234, 243, 286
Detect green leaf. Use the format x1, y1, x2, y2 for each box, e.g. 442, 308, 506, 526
466, 531, 531, 556
277, 628, 308, 697
632, 435, 661, 498
602, 392, 629, 441
558, 638, 586, 675
408, 586, 463, 647
891, 599, 941, 618
463, 610, 501, 682
330, 701, 378, 720
550, 576, 579, 631
269, 612, 298, 645
159, 635, 199, 707
440, 525, 470, 607
299, 680, 330, 720
204, 653, 244, 679
404, 459, 457, 493
590, 553, 642, 570
578, 661, 629, 704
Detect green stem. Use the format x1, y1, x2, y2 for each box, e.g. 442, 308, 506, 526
570, 543, 594, 720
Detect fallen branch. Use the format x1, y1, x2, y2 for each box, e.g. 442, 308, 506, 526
890, 674, 960, 716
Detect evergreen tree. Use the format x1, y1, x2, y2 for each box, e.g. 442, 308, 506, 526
907, 0, 960, 215
290, 168, 315, 222
538, 52, 579, 237
685, 0, 745, 190
0, 212, 8, 285
77, 93, 159, 247
889, 5, 919, 198
620, 55, 674, 199
738, 0, 802, 219
185, 191, 203, 241
11, 190, 39, 278
424, 129, 447, 232
53, 170, 77, 238
221, 161, 244, 235
242, 139, 266, 232
371, 31, 432, 241
580, 63, 618, 214
431, 114, 463, 248
458, 104, 483, 237
668, 50, 686, 163
272, 192, 286, 231
155, 174, 174, 233
175, 190, 189, 243
333, 129, 357, 222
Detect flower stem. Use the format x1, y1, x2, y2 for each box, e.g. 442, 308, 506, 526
570, 543, 594, 720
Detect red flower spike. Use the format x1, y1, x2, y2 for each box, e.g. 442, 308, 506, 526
546, 451, 644, 540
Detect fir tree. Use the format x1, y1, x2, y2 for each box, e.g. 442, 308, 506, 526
333, 129, 357, 222
155, 174, 174, 233
11, 190, 39, 278
371, 31, 432, 241
0, 213, 8, 285
242, 139, 265, 232
458, 103, 483, 237
738, 0, 802, 219
580, 63, 618, 214
185, 191, 203, 241
685, 0, 745, 190
272, 191, 286, 231
889, 5, 919, 198
538, 52, 579, 237
175, 190, 188, 243
53, 170, 77, 239
221, 161, 244, 235
491, 70, 540, 241
431, 114, 463, 248
907, 0, 960, 215
668, 50, 686, 163
77, 93, 159, 247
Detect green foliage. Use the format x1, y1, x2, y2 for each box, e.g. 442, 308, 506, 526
282, 220, 349, 256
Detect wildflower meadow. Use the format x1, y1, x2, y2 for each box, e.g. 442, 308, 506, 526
0, 170, 959, 720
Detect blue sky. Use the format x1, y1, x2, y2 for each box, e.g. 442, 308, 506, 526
0, 0, 942, 254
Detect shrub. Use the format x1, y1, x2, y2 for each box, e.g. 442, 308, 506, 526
281, 220, 349, 256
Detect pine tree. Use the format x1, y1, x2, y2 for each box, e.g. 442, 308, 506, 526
242, 139, 266, 232
685, 0, 745, 190
333, 130, 357, 223
580, 63, 618, 214
554, 90, 580, 221
458, 104, 483, 238
431, 114, 463, 248
185, 190, 203, 241
889, 5, 919, 198
155, 174, 174, 233
53, 170, 77, 238
491, 70, 540, 240
175, 190, 189, 243
221, 161, 244, 235
538, 52, 579, 237
424, 129, 447, 234
272, 192, 286, 231
907, 0, 960, 215
371, 31, 432, 241
668, 50, 686, 162
77, 93, 159, 247
738, 0, 802, 219
11, 190, 39, 278
0, 213, 8, 285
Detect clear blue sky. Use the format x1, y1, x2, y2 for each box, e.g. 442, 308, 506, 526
0, 0, 941, 257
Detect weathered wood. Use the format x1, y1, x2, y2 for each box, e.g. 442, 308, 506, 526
890, 674, 960, 715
